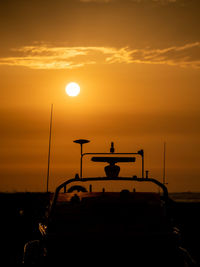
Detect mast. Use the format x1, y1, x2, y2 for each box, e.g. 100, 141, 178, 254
163, 142, 166, 185
46, 104, 53, 193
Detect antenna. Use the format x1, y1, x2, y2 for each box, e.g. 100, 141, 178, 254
163, 142, 167, 185
46, 104, 53, 193
73, 139, 90, 178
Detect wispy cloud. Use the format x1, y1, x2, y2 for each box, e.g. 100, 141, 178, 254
0, 42, 199, 69
130, 42, 200, 68
0, 45, 133, 69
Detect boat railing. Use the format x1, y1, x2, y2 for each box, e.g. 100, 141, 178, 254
49, 176, 168, 220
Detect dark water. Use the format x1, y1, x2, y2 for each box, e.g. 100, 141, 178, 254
0, 192, 199, 265
170, 192, 200, 203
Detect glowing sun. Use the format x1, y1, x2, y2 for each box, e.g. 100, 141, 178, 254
65, 82, 80, 97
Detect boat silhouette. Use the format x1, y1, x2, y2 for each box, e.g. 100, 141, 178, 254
23, 140, 196, 266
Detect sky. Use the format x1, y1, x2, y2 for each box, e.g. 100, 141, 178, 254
0, 0, 200, 192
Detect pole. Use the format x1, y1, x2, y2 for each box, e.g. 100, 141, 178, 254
80, 144, 83, 178
142, 152, 144, 178
46, 104, 53, 193
163, 142, 166, 185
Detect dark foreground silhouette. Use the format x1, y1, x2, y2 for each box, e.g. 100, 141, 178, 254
0, 192, 199, 265
1, 143, 199, 266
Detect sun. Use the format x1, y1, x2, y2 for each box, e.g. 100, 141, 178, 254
65, 82, 80, 97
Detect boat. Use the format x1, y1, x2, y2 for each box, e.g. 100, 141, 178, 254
23, 140, 197, 266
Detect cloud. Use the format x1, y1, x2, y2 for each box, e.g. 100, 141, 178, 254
0, 45, 133, 69
0, 42, 200, 69
129, 42, 200, 68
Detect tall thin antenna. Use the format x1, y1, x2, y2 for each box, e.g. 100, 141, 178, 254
46, 104, 53, 193
163, 141, 166, 185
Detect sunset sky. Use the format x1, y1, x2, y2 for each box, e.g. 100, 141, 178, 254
0, 0, 200, 192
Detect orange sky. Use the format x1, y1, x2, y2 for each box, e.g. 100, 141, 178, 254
0, 0, 200, 192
